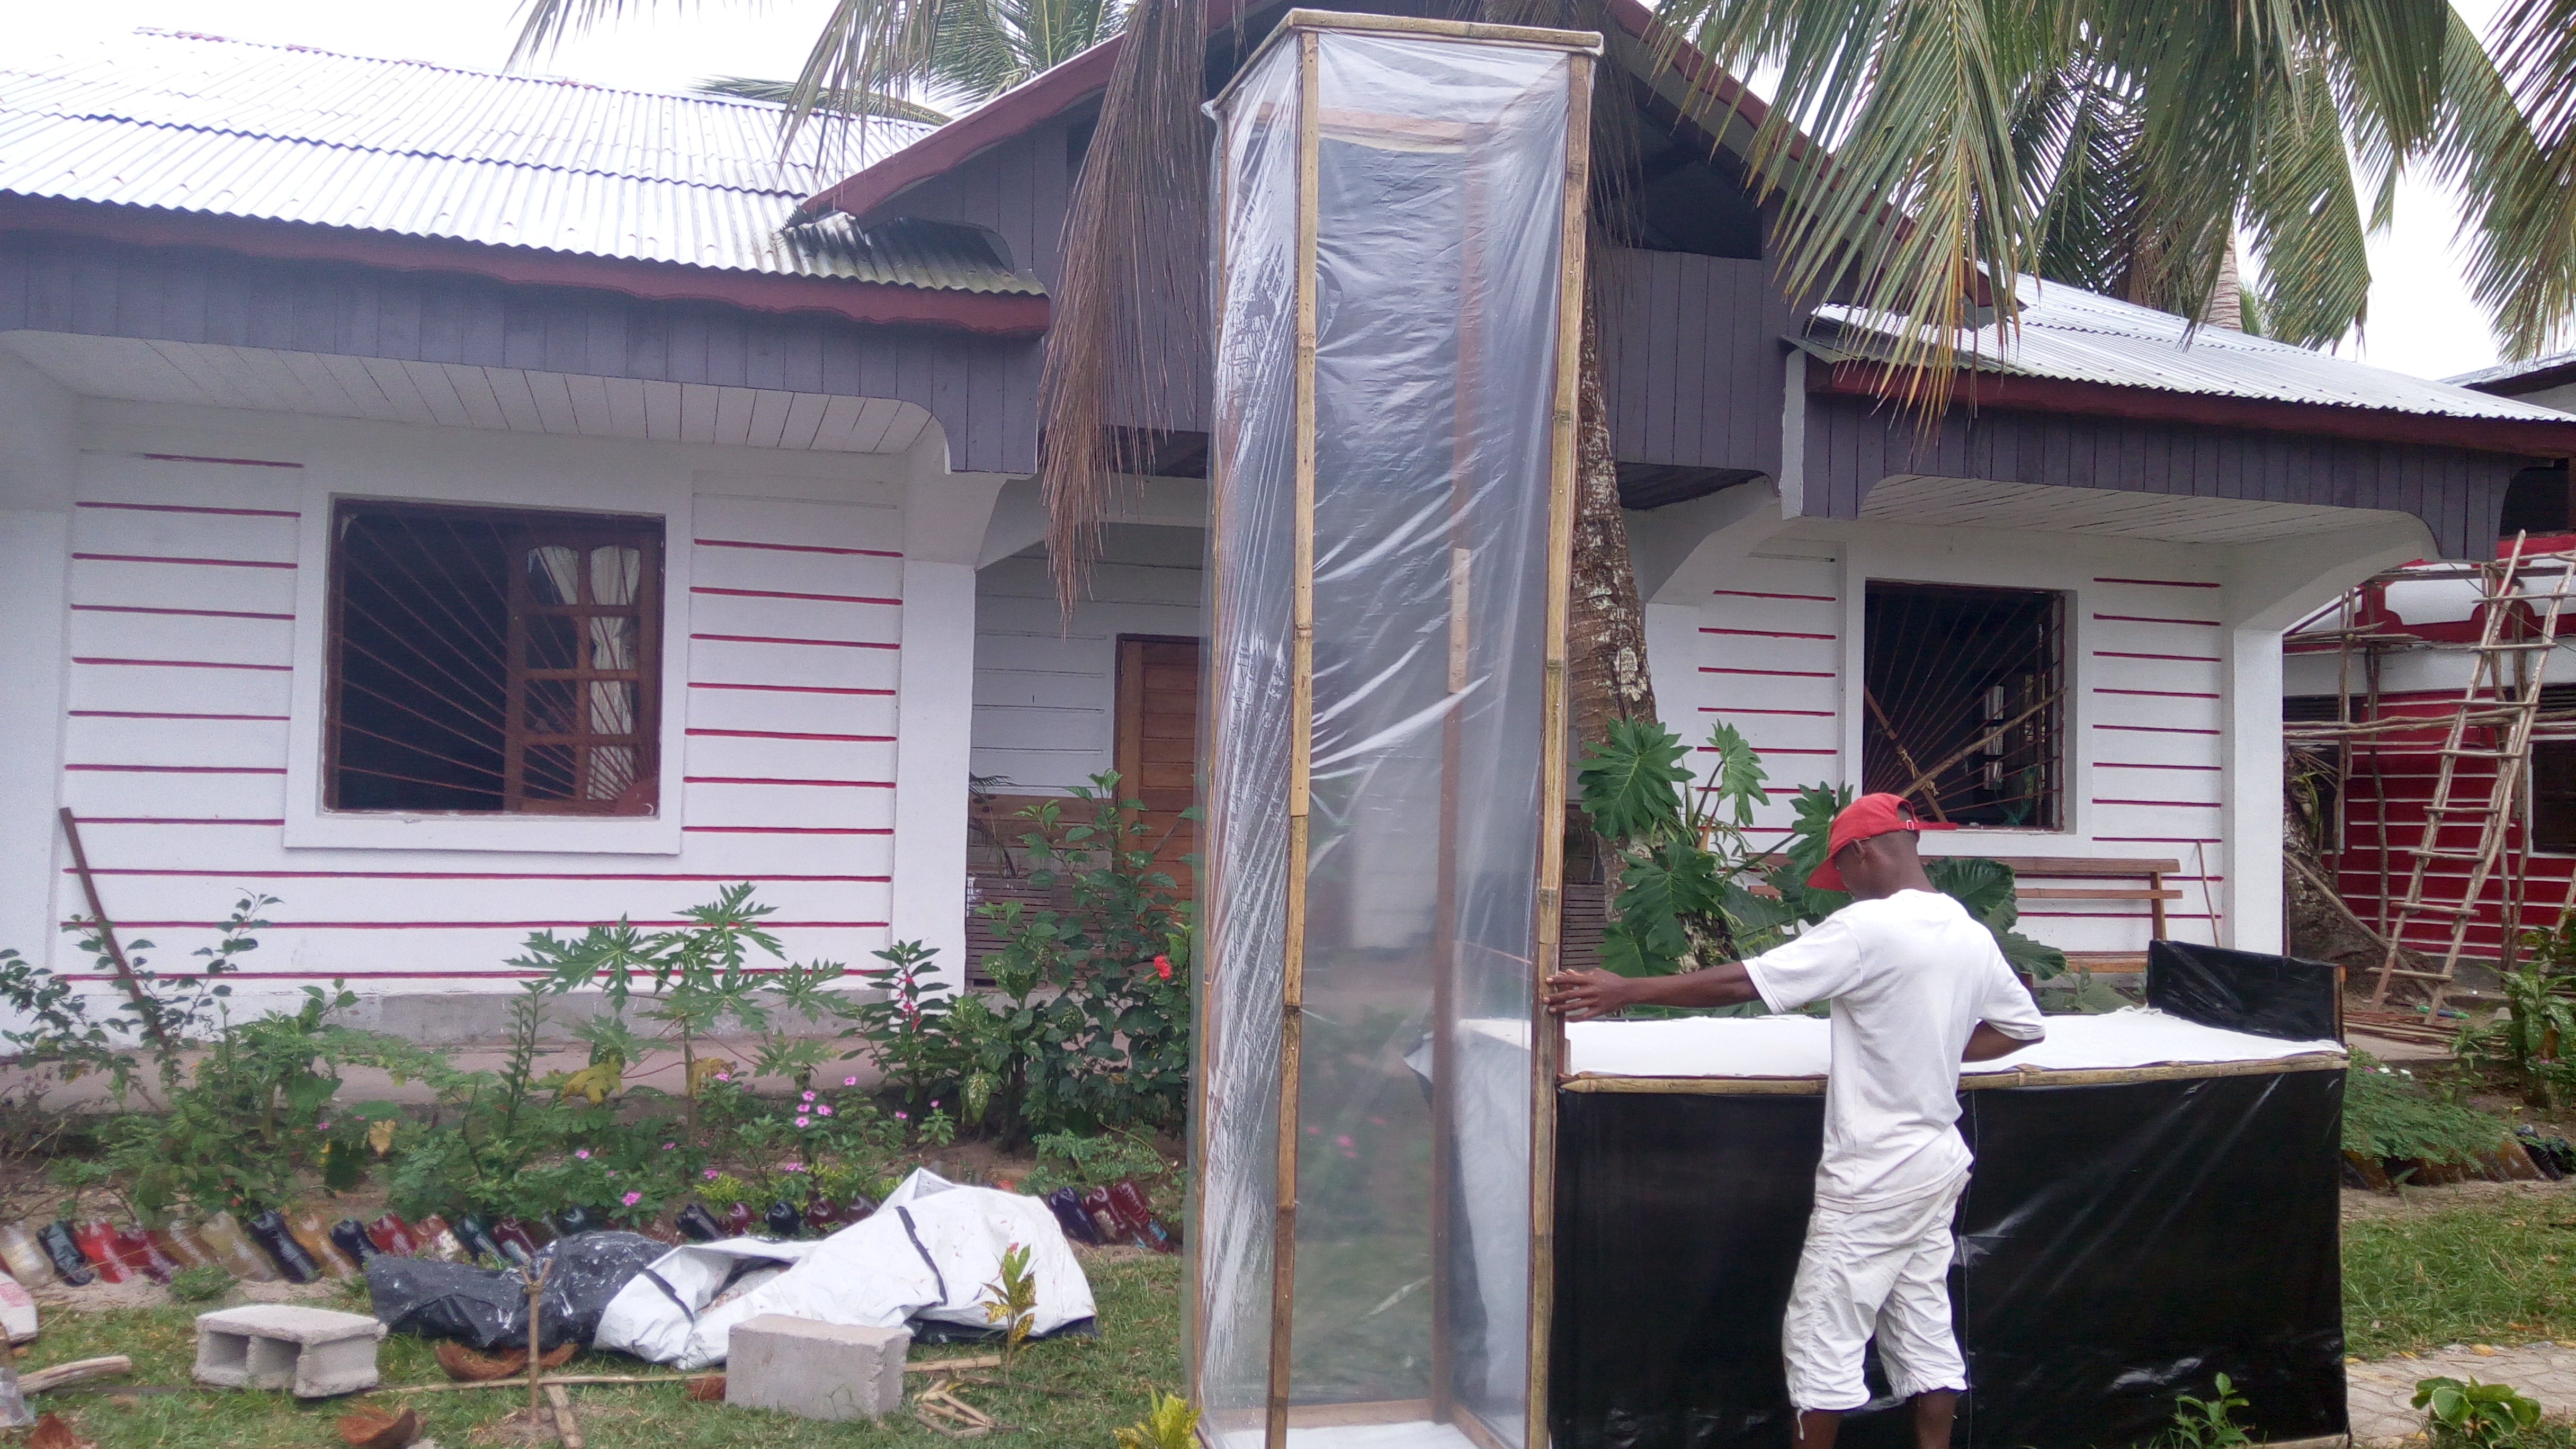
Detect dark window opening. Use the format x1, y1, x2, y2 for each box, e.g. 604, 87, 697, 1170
1616, 128, 1764, 261
2501, 462, 2573, 537
2535, 740, 2576, 854
328, 500, 664, 816
1863, 582, 2065, 829
2284, 694, 2360, 722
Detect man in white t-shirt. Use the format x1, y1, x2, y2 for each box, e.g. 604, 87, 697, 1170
1545, 792, 2047, 1449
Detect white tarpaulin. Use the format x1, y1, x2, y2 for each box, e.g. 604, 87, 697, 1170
593, 1169, 1095, 1369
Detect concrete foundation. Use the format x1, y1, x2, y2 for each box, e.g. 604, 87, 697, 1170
725, 1314, 911, 1421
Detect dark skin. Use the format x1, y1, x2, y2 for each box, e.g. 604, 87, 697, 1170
1543, 827, 2038, 1449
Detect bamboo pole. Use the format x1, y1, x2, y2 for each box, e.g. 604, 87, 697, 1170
1261, 32, 1323, 1449
56, 809, 167, 1048
1524, 47, 1595, 1449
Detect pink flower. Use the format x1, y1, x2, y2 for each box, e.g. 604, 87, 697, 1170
843, 1076, 858, 1087
622, 1191, 642, 1208
575, 1149, 591, 1160
895, 1111, 909, 1121
317, 1120, 331, 1131
703, 1168, 720, 1181
663, 1142, 676, 1151
818, 1105, 834, 1117
782, 1161, 804, 1173
714, 1072, 731, 1083
801, 1090, 816, 1102
796, 1115, 812, 1128
930, 1099, 940, 1110
1334, 1135, 1353, 1148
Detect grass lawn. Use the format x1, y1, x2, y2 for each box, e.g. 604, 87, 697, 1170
14, 1250, 1184, 1448
2345, 1192, 2576, 1358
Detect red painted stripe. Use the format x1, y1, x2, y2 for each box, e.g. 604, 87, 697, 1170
691, 586, 901, 607
2096, 762, 2222, 772
2095, 687, 2220, 700
76, 966, 857, 981
70, 604, 295, 621
686, 775, 894, 789
691, 681, 896, 697
138, 453, 302, 469
101, 920, 890, 931
72, 552, 293, 570
2024, 911, 2217, 921
2093, 798, 2222, 808
1702, 666, 1836, 679
70, 710, 289, 721
1712, 588, 1836, 602
71, 817, 284, 826
2093, 577, 2221, 589
687, 728, 896, 743
1702, 706, 1837, 717
684, 825, 892, 835
696, 538, 901, 559
78, 869, 892, 882
1703, 745, 1836, 755
1702, 627, 1837, 641
76, 656, 291, 672
2095, 835, 2222, 844
76, 500, 301, 519
691, 632, 898, 651
65, 764, 285, 775
2092, 613, 2221, 627
2097, 723, 2220, 736
2094, 650, 2220, 663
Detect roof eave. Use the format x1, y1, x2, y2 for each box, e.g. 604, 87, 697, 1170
1811, 359, 2576, 460
0, 193, 1050, 337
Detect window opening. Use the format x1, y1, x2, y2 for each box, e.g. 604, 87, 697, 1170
1862, 581, 2065, 829
2534, 740, 2576, 854
328, 500, 663, 816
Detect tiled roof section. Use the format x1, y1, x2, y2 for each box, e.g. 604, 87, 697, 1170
1806, 282, 2566, 424
0, 29, 1042, 294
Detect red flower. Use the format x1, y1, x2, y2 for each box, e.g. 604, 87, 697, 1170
1153, 954, 1173, 981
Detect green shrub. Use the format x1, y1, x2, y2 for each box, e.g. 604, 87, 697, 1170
2416, 1376, 2545, 1448
168, 1263, 231, 1303
2344, 1051, 2509, 1165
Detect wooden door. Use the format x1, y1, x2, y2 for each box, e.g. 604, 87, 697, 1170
1115, 636, 1200, 895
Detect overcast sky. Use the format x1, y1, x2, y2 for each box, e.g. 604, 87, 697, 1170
18, 0, 2534, 382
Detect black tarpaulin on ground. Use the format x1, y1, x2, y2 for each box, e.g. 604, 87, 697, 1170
1550, 1070, 2346, 1449
2146, 940, 2340, 1042
369, 1231, 667, 1350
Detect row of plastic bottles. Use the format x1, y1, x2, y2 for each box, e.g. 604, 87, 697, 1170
1042, 1180, 1178, 1253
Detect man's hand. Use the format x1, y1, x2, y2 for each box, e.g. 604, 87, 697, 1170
1545, 969, 1637, 1022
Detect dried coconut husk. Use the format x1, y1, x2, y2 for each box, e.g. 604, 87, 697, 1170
437, 1340, 576, 1382
337, 1404, 422, 1448
683, 1374, 724, 1402
27, 1413, 93, 1449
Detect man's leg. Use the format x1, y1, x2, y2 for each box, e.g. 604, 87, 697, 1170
1910, 1389, 1959, 1449
1795, 1408, 1845, 1449
1875, 1179, 1972, 1449
1782, 1204, 1894, 1444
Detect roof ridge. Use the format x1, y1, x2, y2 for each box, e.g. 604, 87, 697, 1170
117, 26, 831, 115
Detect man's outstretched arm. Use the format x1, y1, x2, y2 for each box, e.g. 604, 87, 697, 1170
1545, 963, 1760, 1021
1962, 1021, 2042, 1061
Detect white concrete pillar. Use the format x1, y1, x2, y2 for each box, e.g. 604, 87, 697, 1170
2220, 628, 2285, 951
0, 353, 75, 965
890, 557, 980, 979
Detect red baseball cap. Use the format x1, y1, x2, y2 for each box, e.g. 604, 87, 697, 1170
1806, 792, 1957, 891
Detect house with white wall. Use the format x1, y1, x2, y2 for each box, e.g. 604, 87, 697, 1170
5, 15, 2574, 1036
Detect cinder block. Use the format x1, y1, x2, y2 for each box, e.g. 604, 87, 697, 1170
193, 1304, 384, 1397
726, 1314, 911, 1421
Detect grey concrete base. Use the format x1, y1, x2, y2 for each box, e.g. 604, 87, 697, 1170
193, 1304, 383, 1397
726, 1314, 911, 1421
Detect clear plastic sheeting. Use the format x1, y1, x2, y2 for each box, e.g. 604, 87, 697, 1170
1196, 17, 1591, 1449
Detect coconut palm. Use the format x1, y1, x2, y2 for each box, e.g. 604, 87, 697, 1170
2477, 0, 2576, 358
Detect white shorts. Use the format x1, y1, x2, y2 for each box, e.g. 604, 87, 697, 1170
1781, 1174, 1971, 1413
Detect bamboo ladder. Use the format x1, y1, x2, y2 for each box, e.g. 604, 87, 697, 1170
2370, 534, 2576, 1008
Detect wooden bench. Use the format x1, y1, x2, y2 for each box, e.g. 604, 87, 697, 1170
1979, 856, 2183, 980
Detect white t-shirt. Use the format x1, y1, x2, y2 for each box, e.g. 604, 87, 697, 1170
1741, 889, 2049, 1208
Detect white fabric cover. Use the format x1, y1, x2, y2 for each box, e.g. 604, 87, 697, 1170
592, 1168, 1095, 1369
1561, 1007, 2341, 1081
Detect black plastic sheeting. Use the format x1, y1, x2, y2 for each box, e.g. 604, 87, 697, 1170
369, 1231, 667, 1351
2146, 941, 2340, 1042
1551, 1070, 2345, 1449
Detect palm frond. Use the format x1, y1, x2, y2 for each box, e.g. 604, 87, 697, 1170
2240, 46, 2372, 347
2460, 0, 2576, 358
695, 75, 953, 124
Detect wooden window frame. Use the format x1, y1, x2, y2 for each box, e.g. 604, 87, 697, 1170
325, 499, 665, 818
1861, 580, 2068, 831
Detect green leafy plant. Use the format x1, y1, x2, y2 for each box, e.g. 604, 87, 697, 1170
2462, 914, 2576, 1106
2162, 1372, 2252, 1449
2415, 1376, 2544, 1448
2344, 1050, 2510, 1170
1114, 1391, 1203, 1449
1025, 1127, 1178, 1219
0, 892, 278, 1107
168, 1262, 232, 1303
845, 940, 952, 1113
981, 1241, 1040, 1376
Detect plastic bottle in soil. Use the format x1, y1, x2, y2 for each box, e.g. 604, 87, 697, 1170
246, 1211, 320, 1284
0, 1225, 54, 1290
193, 1212, 279, 1283
366, 1215, 418, 1256
721, 1203, 756, 1237
0, 1366, 32, 1430
1044, 1188, 1101, 1246
284, 1209, 356, 1280
492, 1219, 544, 1263
70, 1222, 131, 1284
111, 1226, 177, 1284
1105, 1180, 1178, 1253
1077, 1187, 1123, 1245
34, 1223, 93, 1286
838, 1194, 877, 1227
551, 1205, 596, 1238
803, 1198, 838, 1235
147, 1219, 216, 1274
761, 1202, 803, 1239
453, 1215, 505, 1266
411, 1214, 466, 1263
329, 1220, 379, 1268
675, 1204, 723, 1242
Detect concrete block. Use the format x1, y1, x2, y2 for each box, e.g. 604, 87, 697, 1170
193, 1303, 384, 1397
726, 1314, 911, 1421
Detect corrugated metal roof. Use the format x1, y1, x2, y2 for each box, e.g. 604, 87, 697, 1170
0, 29, 1043, 294
1806, 281, 2563, 424
2447, 348, 2576, 392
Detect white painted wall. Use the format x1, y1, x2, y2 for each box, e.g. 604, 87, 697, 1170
0, 352, 76, 965
970, 545, 1203, 794
18, 395, 999, 1012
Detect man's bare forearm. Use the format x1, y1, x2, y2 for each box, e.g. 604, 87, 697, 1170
1962, 1022, 2041, 1061
1621, 961, 1762, 1010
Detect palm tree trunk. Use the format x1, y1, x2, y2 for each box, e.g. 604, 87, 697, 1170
1568, 300, 1657, 743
